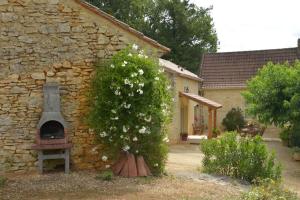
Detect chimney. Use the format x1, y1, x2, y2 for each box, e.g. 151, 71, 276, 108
37, 82, 67, 129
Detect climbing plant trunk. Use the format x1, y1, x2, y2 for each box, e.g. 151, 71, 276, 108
112, 151, 152, 177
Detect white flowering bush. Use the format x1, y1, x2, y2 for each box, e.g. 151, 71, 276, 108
88, 45, 173, 175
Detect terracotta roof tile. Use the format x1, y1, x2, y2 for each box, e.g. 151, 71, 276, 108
159, 59, 203, 82
200, 44, 300, 88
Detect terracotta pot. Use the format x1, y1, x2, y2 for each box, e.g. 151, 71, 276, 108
293, 152, 300, 161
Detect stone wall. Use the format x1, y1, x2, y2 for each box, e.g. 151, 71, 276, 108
0, 0, 162, 173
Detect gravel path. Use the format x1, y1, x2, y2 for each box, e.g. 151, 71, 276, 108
0, 172, 241, 200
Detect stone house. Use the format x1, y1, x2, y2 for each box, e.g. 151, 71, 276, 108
0, 0, 170, 173
200, 39, 300, 136
159, 59, 221, 143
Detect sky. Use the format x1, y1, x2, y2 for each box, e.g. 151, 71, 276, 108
190, 0, 300, 52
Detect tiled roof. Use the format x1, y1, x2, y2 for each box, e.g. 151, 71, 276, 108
159, 59, 203, 82
179, 92, 222, 109
75, 0, 170, 54
200, 45, 300, 88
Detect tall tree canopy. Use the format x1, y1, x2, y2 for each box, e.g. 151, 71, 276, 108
86, 0, 218, 73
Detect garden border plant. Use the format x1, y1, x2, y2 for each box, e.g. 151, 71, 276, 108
87, 45, 173, 176
200, 132, 281, 183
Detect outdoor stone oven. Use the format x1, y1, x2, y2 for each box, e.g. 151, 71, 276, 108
32, 83, 72, 173
36, 83, 68, 146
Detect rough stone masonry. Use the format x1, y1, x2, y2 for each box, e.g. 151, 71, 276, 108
0, 0, 167, 173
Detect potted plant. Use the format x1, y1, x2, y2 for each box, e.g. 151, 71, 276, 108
292, 147, 300, 161
180, 132, 188, 141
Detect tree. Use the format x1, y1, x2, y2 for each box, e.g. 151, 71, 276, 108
87, 45, 173, 176
242, 61, 300, 146
86, 0, 218, 73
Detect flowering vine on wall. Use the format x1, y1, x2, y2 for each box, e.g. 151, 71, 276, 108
88, 45, 173, 176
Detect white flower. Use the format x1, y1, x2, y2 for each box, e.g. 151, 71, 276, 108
139, 83, 144, 87
137, 89, 143, 94
138, 54, 143, 58
123, 145, 130, 151
100, 131, 107, 138
159, 68, 164, 73
111, 109, 117, 114
120, 135, 124, 139
139, 50, 144, 55
136, 150, 139, 154
144, 55, 148, 59
105, 165, 110, 169
109, 126, 116, 131
123, 126, 129, 133
138, 113, 145, 117
128, 53, 133, 57
114, 90, 121, 95
154, 163, 159, 167
131, 72, 138, 77
111, 116, 119, 120
145, 116, 152, 122
121, 61, 128, 67
167, 85, 172, 90
124, 79, 130, 85
128, 92, 134, 97
132, 137, 138, 142
163, 137, 170, 143
102, 155, 108, 162
138, 69, 144, 75
110, 64, 115, 68
139, 126, 147, 134
124, 103, 131, 109
132, 44, 139, 50
155, 77, 159, 81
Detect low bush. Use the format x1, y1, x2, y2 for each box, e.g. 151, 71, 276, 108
0, 176, 6, 188
280, 127, 291, 145
200, 132, 281, 183
290, 124, 300, 147
95, 170, 114, 181
222, 107, 246, 131
240, 179, 299, 200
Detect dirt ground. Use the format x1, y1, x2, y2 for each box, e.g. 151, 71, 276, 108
1, 141, 299, 200
265, 141, 300, 195
0, 171, 241, 200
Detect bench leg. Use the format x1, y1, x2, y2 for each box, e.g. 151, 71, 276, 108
65, 149, 70, 174
38, 151, 43, 174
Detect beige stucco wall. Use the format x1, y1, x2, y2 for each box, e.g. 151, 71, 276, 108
166, 73, 199, 143
0, 0, 163, 173
203, 88, 280, 138
203, 88, 246, 127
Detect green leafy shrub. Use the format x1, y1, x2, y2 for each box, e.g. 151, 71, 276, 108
240, 179, 299, 200
0, 176, 6, 188
290, 124, 300, 147
222, 108, 246, 131
279, 127, 291, 146
88, 45, 173, 175
95, 170, 114, 181
200, 132, 281, 183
